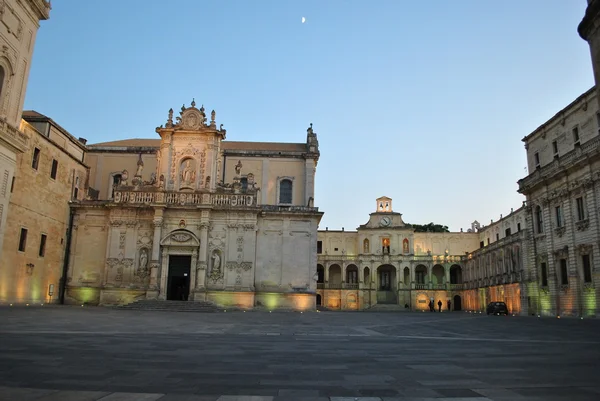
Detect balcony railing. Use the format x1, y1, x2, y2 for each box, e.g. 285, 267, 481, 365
113, 190, 257, 208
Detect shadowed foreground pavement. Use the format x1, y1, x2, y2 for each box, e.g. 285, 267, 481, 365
0, 306, 599, 400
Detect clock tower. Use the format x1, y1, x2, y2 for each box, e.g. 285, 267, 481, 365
359, 196, 406, 229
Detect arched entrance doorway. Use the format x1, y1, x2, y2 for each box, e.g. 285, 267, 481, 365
159, 229, 200, 301
377, 265, 396, 304
316, 294, 322, 306
453, 295, 462, 311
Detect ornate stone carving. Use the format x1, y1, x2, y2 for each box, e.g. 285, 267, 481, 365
135, 248, 150, 281
575, 219, 590, 231
554, 226, 566, 238
553, 246, 569, 258
226, 261, 238, 271
208, 250, 224, 283
171, 233, 192, 242
197, 262, 207, 271
577, 243, 593, 255
119, 232, 126, 249
240, 262, 252, 271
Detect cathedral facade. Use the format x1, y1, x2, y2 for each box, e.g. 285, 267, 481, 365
64, 102, 323, 310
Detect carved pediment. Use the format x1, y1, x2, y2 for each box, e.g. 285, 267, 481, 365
160, 229, 200, 247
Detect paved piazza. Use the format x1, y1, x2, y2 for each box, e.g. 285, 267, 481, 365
0, 307, 599, 401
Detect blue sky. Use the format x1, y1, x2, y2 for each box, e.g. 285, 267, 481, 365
24, 1, 593, 232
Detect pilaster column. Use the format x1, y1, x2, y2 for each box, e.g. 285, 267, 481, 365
197, 222, 209, 289
158, 251, 169, 300
149, 209, 164, 288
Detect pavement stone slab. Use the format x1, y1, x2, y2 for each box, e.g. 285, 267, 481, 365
0, 308, 599, 400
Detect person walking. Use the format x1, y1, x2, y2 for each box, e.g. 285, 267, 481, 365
447, 299, 452, 312
437, 299, 442, 313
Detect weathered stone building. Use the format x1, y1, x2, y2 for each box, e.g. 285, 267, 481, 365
0, 111, 87, 304
0, 0, 50, 262
517, 87, 600, 317
462, 207, 528, 315
64, 102, 323, 310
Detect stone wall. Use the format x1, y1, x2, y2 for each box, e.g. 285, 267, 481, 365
0, 121, 87, 304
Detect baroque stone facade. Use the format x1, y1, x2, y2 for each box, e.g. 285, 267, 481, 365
65, 101, 323, 310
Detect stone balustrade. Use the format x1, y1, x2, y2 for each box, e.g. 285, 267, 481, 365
113, 189, 257, 208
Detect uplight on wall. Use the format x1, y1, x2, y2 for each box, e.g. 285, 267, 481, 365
48, 284, 55, 303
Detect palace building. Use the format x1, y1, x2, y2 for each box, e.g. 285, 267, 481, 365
316, 197, 529, 313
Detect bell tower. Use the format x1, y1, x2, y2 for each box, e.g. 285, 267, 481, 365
376, 196, 393, 213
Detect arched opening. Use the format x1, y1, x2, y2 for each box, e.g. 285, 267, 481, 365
453, 295, 462, 311
364, 266, 370, 287
316, 294, 322, 306
403, 266, 410, 285
317, 264, 324, 288
377, 264, 396, 304
450, 264, 462, 284
432, 264, 445, 286
363, 238, 370, 253
0, 65, 5, 99
328, 264, 341, 288
415, 265, 427, 287
346, 264, 358, 288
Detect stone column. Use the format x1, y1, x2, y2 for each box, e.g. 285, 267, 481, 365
304, 159, 316, 206
158, 250, 169, 300
149, 209, 164, 290
189, 251, 198, 300
196, 222, 209, 290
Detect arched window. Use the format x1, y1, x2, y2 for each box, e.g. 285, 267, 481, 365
0, 66, 5, 98
279, 179, 292, 204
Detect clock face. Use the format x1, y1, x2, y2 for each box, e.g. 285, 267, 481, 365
380, 216, 391, 227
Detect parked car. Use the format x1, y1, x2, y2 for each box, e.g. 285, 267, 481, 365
486, 301, 509, 315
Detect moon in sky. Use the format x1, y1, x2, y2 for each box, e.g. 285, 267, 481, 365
301, 17, 306, 24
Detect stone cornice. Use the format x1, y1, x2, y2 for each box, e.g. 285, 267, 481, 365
518, 135, 600, 194
579, 0, 600, 41
0, 118, 28, 153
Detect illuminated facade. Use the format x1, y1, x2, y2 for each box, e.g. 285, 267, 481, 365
63, 102, 322, 310
0, 0, 50, 263
0, 112, 87, 304
316, 197, 529, 314
517, 87, 600, 317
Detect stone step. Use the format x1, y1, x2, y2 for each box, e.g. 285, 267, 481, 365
114, 300, 223, 313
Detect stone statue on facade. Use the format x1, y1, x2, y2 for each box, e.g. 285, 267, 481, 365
181, 160, 195, 185
212, 252, 221, 273
121, 170, 129, 186
139, 248, 148, 271
235, 160, 242, 176
159, 174, 165, 189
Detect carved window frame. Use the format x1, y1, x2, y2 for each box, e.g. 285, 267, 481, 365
535, 205, 543, 234
0, 56, 13, 111
574, 195, 586, 222
276, 176, 294, 205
